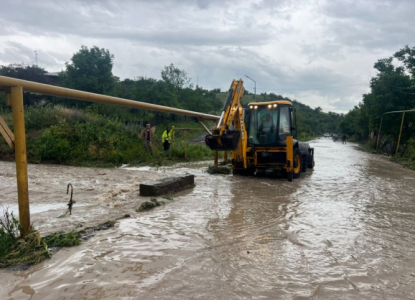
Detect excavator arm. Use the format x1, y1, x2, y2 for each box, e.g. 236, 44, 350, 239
205, 79, 248, 168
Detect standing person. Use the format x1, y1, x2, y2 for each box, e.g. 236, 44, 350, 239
342, 134, 347, 144
162, 126, 175, 151
141, 124, 153, 155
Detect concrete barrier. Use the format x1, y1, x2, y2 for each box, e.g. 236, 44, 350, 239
139, 174, 195, 196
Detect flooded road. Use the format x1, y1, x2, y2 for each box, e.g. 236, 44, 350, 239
1, 138, 415, 299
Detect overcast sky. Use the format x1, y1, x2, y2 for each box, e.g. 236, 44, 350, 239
0, 0, 414, 113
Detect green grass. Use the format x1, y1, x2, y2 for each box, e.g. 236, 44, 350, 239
0, 105, 218, 167
0, 209, 51, 268
136, 199, 164, 212
0, 231, 51, 268
391, 137, 415, 170
0, 208, 20, 259
42, 231, 81, 247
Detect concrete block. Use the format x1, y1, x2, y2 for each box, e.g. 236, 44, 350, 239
140, 174, 194, 197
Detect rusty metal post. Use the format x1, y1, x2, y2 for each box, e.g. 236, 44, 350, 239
214, 151, 219, 168
172, 130, 175, 146
184, 130, 187, 159
376, 116, 383, 150
11, 86, 30, 236
6, 92, 11, 106
396, 112, 405, 155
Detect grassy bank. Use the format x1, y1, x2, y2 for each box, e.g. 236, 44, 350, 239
391, 138, 415, 170
0, 105, 221, 167
358, 139, 415, 171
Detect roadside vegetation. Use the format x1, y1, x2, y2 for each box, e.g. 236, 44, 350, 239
0, 45, 344, 167
337, 45, 415, 170
0, 206, 122, 268
0, 104, 221, 167
0, 208, 50, 268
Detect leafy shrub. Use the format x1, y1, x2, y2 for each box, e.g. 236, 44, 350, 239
0, 208, 21, 258
42, 231, 81, 247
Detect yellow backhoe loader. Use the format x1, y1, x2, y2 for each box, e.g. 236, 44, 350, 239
205, 79, 314, 181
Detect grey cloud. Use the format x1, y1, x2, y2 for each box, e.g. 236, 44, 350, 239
320, 0, 415, 50
0, 0, 411, 113
300, 42, 346, 63
0, 42, 34, 65
0, 41, 67, 71
156, 44, 366, 112
0, 0, 274, 46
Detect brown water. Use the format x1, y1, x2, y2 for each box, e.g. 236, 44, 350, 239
1, 139, 415, 300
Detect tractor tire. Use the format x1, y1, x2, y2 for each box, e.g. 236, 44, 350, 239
301, 155, 307, 172
293, 149, 302, 179
307, 148, 315, 169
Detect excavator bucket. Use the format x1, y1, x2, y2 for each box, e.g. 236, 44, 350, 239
205, 130, 241, 151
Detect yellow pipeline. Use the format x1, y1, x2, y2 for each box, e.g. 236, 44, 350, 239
0, 76, 219, 121
11, 86, 31, 236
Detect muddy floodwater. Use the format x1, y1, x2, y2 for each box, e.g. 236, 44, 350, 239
1, 138, 415, 300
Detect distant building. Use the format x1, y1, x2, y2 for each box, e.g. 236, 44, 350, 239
44, 72, 60, 84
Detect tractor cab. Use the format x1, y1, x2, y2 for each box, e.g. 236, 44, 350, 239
245, 101, 296, 147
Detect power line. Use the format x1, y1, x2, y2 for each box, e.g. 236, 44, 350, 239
255, 83, 368, 91
395, 86, 415, 90
396, 90, 415, 95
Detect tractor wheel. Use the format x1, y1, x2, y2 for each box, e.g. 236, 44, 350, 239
293, 150, 302, 179
307, 149, 315, 169
301, 155, 307, 172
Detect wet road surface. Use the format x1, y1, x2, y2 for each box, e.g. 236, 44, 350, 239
1, 138, 415, 299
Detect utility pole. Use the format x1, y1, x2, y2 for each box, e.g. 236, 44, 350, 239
34, 50, 38, 67
245, 75, 256, 102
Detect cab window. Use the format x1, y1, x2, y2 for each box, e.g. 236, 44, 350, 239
247, 107, 278, 145
279, 106, 291, 140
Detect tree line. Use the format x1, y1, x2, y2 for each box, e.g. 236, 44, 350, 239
338, 45, 415, 150
0, 45, 343, 139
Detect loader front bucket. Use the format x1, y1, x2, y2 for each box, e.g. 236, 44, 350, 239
205, 130, 241, 151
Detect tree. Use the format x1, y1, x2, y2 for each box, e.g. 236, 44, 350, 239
0, 63, 47, 83
394, 45, 415, 78
339, 45, 415, 144
61, 46, 115, 95
0, 64, 50, 106
161, 63, 191, 89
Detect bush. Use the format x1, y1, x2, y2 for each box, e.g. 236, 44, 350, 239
136, 199, 164, 212
0, 105, 219, 167
0, 208, 20, 258
42, 231, 81, 247
0, 208, 51, 268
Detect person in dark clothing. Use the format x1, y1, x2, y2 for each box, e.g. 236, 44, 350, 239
140, 124, 154, 154
342, 134, 346, 144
